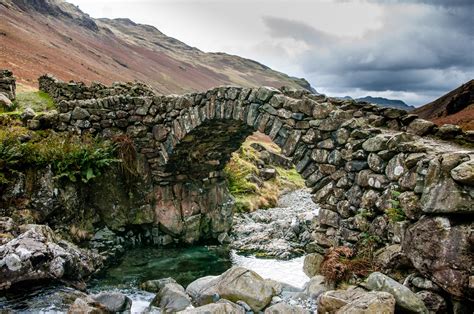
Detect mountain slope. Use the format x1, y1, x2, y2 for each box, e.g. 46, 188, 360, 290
413, 80, 474, 131
0, 0, 312, 94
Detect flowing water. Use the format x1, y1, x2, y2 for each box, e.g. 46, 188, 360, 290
1, 246, 308, 312
1, 189, 313, 312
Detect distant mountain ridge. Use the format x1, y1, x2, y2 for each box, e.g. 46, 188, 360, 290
342, 96, 414, 111
0, 0, 314, 94
413, 80, 474, 131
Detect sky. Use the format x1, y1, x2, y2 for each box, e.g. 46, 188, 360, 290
67, 0, 473, 106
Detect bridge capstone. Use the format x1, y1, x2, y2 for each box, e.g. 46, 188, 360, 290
30, 75, 473, 301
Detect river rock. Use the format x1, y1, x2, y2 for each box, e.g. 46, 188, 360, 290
303, 253, 324, 277
186, 267, 274, 312
366, 272, 428, 313
178, 299, 244, 313
186, 275, 220, 305
68, 297, 109, 314
304, 275, 329, 299
151, 282, 191, 313
92, 292, 132, 312
318, 289, 395, 314
402, 216, 473, 300
0, 224, 103, 291
265, 302, 309, 313
337, 291, 395, 314
140, 277, 177, 293
216, 267, 274, 311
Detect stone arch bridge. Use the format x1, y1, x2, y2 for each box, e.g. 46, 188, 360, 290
33, 76, 473, 300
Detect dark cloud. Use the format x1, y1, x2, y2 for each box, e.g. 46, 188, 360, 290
262, 1, 473, 105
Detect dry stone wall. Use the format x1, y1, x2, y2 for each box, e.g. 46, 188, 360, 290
38, 74, 155, 103
0, 70, 16, 100
26, 76, 474, 302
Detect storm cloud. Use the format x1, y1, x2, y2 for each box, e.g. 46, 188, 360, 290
69, 0, 473, 106
262, 1, 473, 104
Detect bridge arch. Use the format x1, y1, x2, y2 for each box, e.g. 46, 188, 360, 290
52, 85, 474, 248
28, 76, 473, 301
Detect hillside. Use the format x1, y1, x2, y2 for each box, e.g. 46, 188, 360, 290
0, 0, 312, 94
413, 80, 474, 131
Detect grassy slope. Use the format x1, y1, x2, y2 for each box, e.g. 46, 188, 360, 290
225, 133, 305, 212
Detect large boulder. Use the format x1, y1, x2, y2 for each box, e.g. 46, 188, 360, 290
151, 282, 191, 313
91, 292, 132, 312
186, 275, 220, 305
366, 272, 428, 313
402, 216, 473, 301
318, 289, 395, 314
337, 291, 395, 314
420, 156, 473, 214
186, 267, 274, 312
0, 224, 103, 290
215, 267, 274, 312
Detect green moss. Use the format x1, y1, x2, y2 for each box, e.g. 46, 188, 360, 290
275, 166, 305, 189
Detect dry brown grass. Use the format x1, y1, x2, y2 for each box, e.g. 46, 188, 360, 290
113, 134, 138, 178
320, 246, 378, 285
70, 225, 92, 242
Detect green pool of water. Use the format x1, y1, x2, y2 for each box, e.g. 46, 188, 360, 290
90, 245, 233, 290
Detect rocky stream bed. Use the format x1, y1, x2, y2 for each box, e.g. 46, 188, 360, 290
0, 189, 470, 313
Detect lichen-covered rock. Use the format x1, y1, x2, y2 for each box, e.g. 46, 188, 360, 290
0, 224, 103, 291
337, 291, 395, 314
421, 157, 473, 213
366, 272, 428, 313
318, 289, 395, 314
303, 253, 324, 277
402, 216, 473, 301
216, 267, 274, 311
186, 267, 274, 312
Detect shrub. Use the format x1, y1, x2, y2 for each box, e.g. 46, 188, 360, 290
0, 127, 117, 184
386, 190, 406, 222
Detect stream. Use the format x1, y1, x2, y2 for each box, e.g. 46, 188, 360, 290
0, 189, 314, 312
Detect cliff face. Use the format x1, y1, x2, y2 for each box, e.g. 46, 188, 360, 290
0, 0, 312, 94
